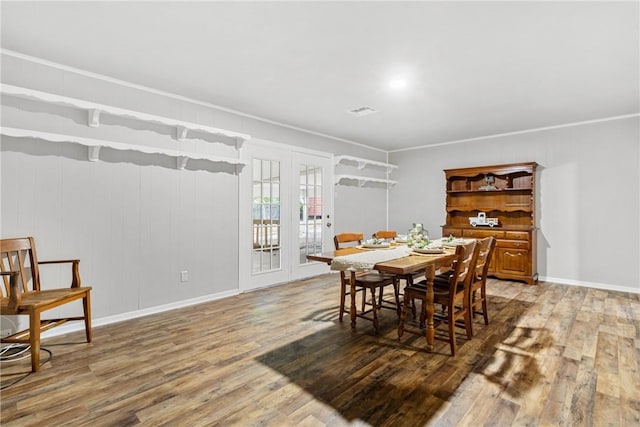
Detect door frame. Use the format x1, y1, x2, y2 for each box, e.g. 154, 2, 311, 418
238, 138, 333, 292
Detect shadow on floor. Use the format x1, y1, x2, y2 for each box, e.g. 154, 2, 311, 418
257, 295, 542, 426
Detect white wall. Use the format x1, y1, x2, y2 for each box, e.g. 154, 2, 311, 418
333, 158, 394, 237
389, 117, 640, 292
0, 53, 390, 332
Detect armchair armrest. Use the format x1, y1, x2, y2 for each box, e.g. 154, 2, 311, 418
38, 259, 81, 288
39, 259, 80, 264
1, 271, 21, 313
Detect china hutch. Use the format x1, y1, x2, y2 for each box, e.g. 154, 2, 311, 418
441, 162, 538, 285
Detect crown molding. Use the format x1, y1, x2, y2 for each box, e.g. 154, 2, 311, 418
390, 113, 640, 153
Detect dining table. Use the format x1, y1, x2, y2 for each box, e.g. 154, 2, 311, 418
307, 243, 458, 351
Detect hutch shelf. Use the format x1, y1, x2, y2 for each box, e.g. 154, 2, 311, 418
441, 162, 538, 285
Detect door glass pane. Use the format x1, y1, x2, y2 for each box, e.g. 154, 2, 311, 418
299, 164, 323, 264
252, 159, 281, 273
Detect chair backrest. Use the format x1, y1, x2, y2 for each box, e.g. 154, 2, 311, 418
447, 240, 478, 294
334, 233, 364, 249
373, 230, 397, 239
1, 237, 40, 298
473, 237, 496, 282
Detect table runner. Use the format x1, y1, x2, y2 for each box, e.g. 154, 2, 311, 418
330, 246, 412, 272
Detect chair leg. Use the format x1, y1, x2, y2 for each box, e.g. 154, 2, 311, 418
481, 287, 489, 325
393, 281, 401, 318
30, 311, 41, 372
448, 306, 456, 356
370, 287, 379, 333
83, 291, 93, 342
339, 277, 347, 322
405, 276, 417, 319
466, 292, 474, 338
398, 290, 411, 339
471, 290, 478, 319
465, 309, 473, 339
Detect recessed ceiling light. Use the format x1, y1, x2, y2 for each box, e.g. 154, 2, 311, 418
388, 78, 407, 90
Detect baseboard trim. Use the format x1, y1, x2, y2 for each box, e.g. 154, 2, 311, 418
539, 275, 640, 295
41, 289, 240, 339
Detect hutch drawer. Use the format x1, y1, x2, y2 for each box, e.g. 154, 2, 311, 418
505, 231, 529, 240
496, 239, 530, 250
442, 226, 463, 237
462, 229, 505, 239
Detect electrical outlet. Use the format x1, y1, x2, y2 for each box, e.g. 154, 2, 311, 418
180, 270, 189, 283
1, 329, 13, 338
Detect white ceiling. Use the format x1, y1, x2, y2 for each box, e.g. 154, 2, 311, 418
1, 1, 638, 152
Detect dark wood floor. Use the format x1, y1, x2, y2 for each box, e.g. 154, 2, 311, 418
1, 274, 639, 426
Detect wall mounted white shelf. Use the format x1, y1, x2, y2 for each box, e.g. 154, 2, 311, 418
335, 174, 397, 187
1, 83, 251, 146
334, 155, 398, 187
1, 127, 246, 171
334, 155, 398, 172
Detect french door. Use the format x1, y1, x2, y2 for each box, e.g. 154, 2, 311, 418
239, 141, 333, 291
291, 151, 334, 280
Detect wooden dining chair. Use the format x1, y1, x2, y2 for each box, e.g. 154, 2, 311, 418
1, 237, 93, 372
373, 230, 397, 240
399, 240, 477, 355
468, 237, 496, 334
333, 232, 400, 333
373, 229, 422, 309
333, 232, 364, 250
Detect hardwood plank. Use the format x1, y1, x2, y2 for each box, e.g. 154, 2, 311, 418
618, 336, 640, 401
539, 356, 580, 426
568, 361, 598, 427
484, 397, 520, 426
595, 331, 619, 373
620, 398, 640, 427
593, 391, 621, 427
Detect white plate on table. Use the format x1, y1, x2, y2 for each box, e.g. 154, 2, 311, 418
360, 243, 391, 249
441, 238, 472, 247
412, 247, 444, 254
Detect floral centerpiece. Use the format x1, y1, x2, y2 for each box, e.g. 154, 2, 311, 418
407, 223, 430, 249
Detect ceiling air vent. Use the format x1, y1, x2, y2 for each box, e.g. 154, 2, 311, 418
347, 106, 377, 117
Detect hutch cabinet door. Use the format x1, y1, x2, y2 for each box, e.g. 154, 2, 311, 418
497, 248, 530, 276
